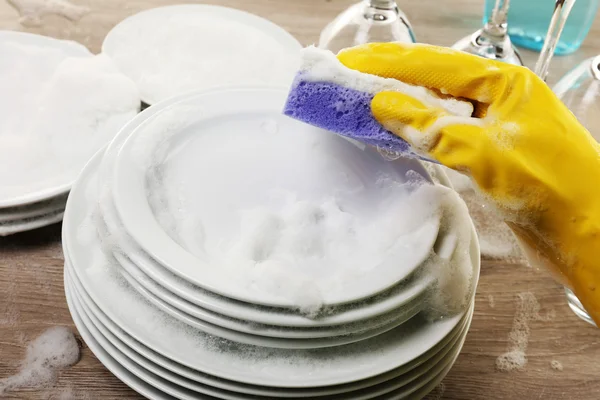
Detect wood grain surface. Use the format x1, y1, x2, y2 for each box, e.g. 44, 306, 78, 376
1, 1, 600, 399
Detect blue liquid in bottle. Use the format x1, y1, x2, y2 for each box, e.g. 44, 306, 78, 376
484, 0, 600, 55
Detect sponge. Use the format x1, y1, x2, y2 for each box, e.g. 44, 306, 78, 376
283, 46, 474, 155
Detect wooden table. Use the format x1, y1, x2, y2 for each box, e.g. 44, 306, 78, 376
2, 1, 600, 399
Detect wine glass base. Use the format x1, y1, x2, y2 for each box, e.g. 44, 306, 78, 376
565, 287, 597, 327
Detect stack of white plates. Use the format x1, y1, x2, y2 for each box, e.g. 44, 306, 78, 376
0, 192, 68, 236
63, 87, 480, 399
0, 31, 140, 236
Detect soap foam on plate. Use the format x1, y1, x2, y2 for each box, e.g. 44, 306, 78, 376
0, 36, 140, 204
133, 104, 466, 311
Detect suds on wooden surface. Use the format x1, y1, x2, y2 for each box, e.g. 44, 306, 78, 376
0, 327, 81, 395
445, 169, 524, 261
551, 360, 563, 371
427, 382, 446, 400
6, 0, 89, 26
488, 294, 495, 308
496, 292, 554, 372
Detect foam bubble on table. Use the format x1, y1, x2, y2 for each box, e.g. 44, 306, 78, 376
7, 0, 89, 27
496, 292, 554, 372
0, 327, 80, 395
551, 360, 564, 371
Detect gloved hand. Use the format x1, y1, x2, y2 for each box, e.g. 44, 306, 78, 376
337, 42, 600, 326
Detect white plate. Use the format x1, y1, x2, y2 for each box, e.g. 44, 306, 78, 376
0, 208, 64, 236
67, 272, 471, 400
0, 32, 90, 207
115, 249, 428, 339
64, 261, 472, 398
113, 264, 424, 349
101, 5, 302, 105
65, 280, 186, 400
111, 87, 440, 308
96, 145, 436, 328
0, 31, 140, 208
0, 193, 68, 222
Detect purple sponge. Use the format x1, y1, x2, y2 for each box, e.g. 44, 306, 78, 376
284, 77, 410, 153
283, 46, 473, 156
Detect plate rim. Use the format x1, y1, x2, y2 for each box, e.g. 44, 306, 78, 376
101, 4, 302, 105
66, 266, 473, 399
110, 85, 441, 308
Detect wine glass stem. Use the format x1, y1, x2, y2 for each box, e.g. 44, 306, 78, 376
534, 0, 577, 80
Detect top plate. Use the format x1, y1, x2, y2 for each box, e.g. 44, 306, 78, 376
102, 5, 302, 105
0, 31, 139, 208
111, 87, 441, 308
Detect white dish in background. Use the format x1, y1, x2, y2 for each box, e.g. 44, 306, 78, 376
62, 149, 478, 387
0, 209, 64, 236
101, 4, 302, 105
66, 269, 473, 400
0, 31, 140, 208
0, 193, 68, 223
111, 87, 441, 308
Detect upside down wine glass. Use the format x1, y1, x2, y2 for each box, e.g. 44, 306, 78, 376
318, 0, 416, 53
528, 0, 598, 327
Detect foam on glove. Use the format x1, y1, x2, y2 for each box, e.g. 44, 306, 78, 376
284, 46, 474, 155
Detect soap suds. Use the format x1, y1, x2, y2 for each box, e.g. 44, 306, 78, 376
428, 382, 446, 400
421, 185, 475, 319
488, 294, 495, 308
7, 0, 89, 26
126, 101, 476, 316
182, 177, 447, 313
551, 360, 563, 371
445, 168, 523, 260
496, 292, 553, 372
103, 6, 300, 103
44, 384, 91, 400
300, 46, 473, 117
0, 327, 81, 395
0, 38, 140, 201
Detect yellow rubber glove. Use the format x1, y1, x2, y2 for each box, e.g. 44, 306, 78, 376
337, 42, 600, 326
